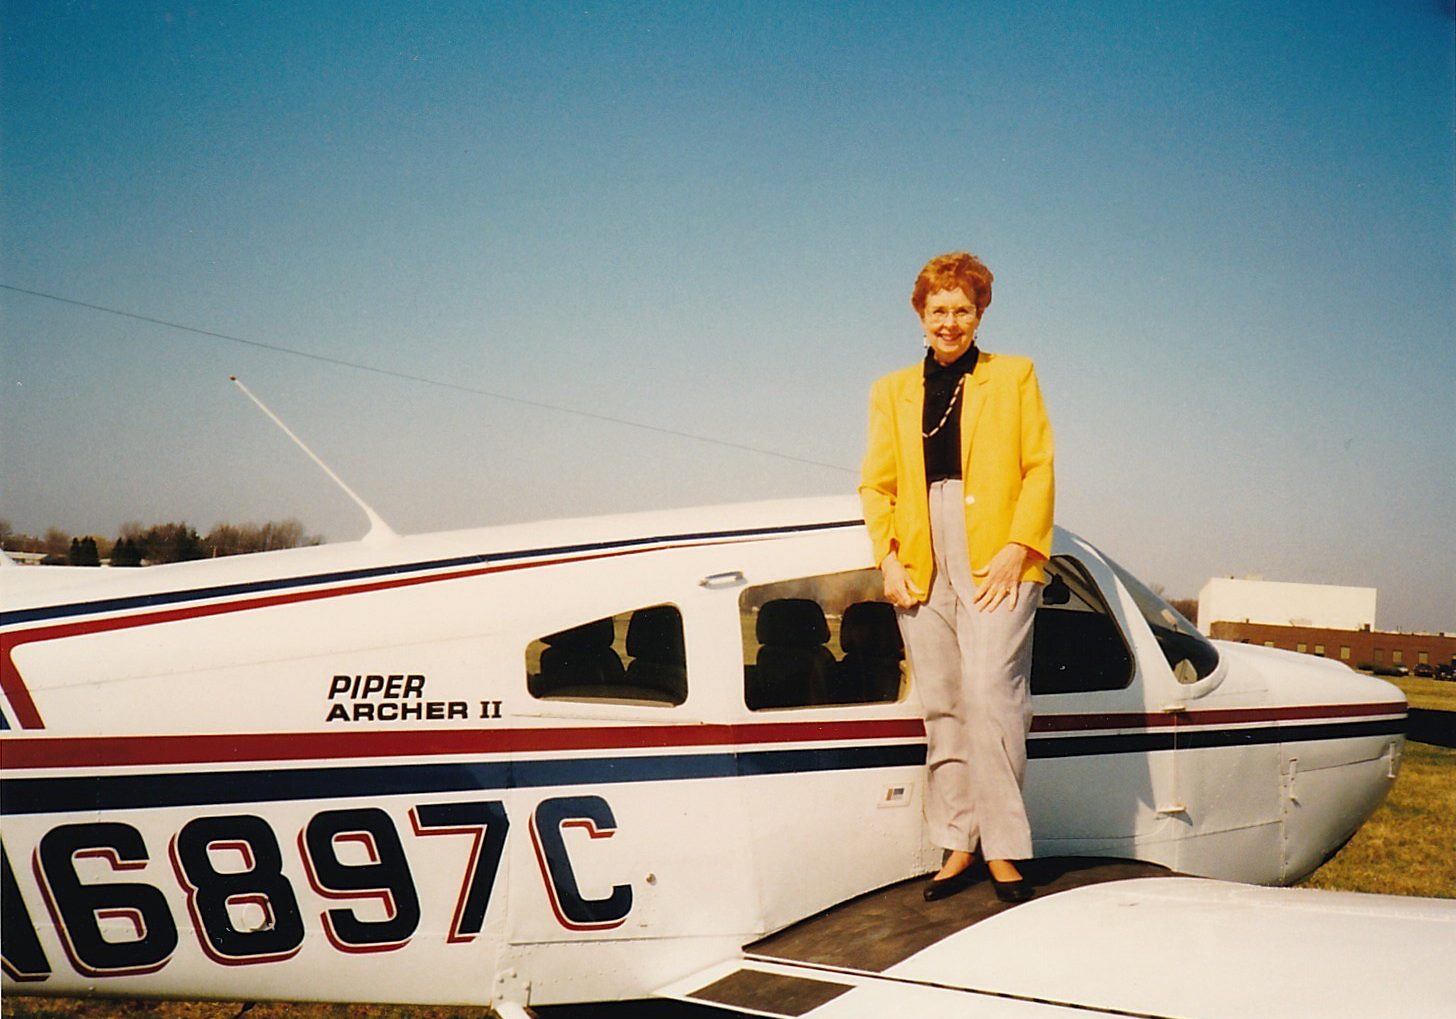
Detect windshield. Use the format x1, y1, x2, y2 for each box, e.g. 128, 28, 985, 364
1105, 557, 1221, 684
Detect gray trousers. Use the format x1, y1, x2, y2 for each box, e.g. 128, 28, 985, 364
897, 479, 1040, 860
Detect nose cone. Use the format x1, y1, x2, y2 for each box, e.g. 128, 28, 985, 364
1218, 642, 1407, 883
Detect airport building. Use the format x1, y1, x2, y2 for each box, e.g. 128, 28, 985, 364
1207, 620, 1456, 673
1199, 577, 1456, 673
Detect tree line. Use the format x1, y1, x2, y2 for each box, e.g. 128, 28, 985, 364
0, 518, 323, 566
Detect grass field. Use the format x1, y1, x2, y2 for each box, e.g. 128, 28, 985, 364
8, 741, 1452, 1019
1390, 674, 1456, 711
1300, 740, 1456, 898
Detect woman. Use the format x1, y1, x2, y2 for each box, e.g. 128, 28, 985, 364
860, 251, 1053, 903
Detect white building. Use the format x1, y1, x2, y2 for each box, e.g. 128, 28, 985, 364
1196, 577, 1377, 634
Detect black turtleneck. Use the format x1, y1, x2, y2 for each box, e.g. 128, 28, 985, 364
922, 345, 978, 483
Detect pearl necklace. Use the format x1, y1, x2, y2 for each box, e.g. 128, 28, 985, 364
922, 375, 965, 439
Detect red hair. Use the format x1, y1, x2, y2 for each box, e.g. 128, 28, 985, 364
911, 251, 994, 316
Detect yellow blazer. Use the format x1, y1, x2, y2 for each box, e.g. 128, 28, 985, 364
859, 350, 1054, 598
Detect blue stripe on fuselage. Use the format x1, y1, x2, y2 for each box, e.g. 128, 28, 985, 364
0, 717, 1403, 817
0, 744, 927, 815
1029, 717, 1405, 759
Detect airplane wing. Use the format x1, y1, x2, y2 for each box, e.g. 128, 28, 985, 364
657, 874, 1456, 1018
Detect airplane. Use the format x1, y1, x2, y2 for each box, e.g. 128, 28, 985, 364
2, 493, 1453, 1017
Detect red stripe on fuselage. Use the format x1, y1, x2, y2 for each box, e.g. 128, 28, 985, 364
0, 719, 924, 769
0, 704, 1405, 771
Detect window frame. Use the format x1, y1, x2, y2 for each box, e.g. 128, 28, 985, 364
1030, 554, 1137, 696
1102, 555, 1222, 685
524, 601, 689, 709
738, 568, 906, 712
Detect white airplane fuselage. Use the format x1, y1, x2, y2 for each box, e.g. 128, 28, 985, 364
0, 496, 1406, 1008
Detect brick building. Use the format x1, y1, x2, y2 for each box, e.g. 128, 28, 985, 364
1208, 620, 1456, 673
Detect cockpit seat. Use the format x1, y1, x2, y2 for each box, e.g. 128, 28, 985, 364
748, 598, 836, 709
837, 600, 903, 703
624, 605, 688, 705
531, 616, 625, 699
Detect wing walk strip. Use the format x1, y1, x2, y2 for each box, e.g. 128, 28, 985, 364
660, 957, 1189, 1019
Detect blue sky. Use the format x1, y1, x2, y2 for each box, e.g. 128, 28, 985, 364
3, 1, 1452, 632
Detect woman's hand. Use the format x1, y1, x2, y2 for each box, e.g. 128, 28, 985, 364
879, 551, 921, 608
972, 542, 1028, 612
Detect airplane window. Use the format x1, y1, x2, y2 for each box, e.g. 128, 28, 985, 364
740, 569, 905, 710
526, 604, 686, 706
1031, 556, 1136, 694
1103, 557, 1221, 684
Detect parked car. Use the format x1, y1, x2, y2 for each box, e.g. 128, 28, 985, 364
1413, 663, 1435, 678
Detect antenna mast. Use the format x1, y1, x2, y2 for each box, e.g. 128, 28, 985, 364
230, 376, 399, 545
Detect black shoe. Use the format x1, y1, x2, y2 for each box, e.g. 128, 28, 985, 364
924, 865, 977, 901
990, 875, 1034, 903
